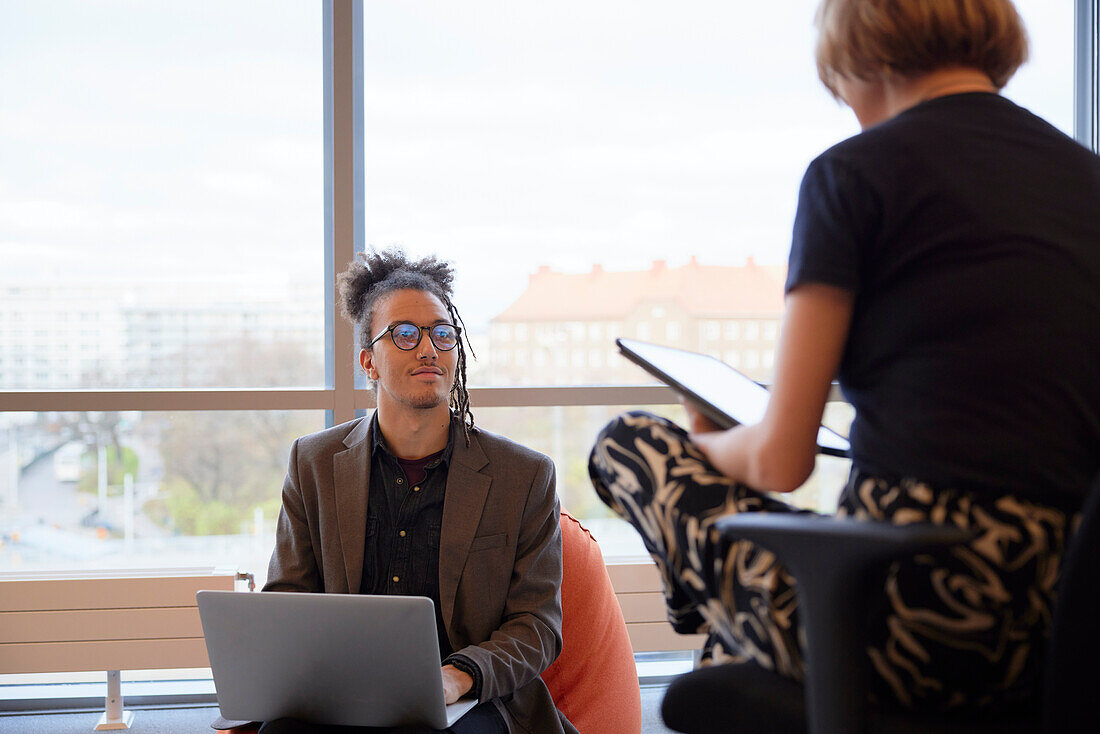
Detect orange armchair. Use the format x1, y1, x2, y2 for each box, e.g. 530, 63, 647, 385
541, 510, 641, 734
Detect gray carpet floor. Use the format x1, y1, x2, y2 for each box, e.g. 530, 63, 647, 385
0, 685, 675, 733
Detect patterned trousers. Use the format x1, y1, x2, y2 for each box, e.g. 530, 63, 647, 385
588, 411, 1074, 711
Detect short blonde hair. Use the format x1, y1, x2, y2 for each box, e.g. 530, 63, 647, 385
815, 0, 1029, 96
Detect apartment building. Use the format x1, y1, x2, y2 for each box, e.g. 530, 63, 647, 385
488, 257, 786, 385
0, 279, 322, 390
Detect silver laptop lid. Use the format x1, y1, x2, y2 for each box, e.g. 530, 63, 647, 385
197, 591, 475, 729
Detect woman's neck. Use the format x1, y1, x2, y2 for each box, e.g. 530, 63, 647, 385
885, 67, 998, 116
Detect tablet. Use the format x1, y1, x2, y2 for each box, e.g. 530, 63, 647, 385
616, 337, 850, 458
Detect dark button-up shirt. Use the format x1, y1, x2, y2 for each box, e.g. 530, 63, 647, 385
361, 415, 490, 704
362, 414, 453, 659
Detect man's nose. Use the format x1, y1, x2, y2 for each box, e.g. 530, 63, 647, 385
417, 335, 438, 359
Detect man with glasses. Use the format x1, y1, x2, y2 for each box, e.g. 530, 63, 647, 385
254, 250, 574, 734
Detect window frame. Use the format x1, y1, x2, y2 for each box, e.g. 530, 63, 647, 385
1078, 0, 1100, 150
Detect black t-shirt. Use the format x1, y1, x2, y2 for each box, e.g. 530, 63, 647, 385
787, 93, 1100, 504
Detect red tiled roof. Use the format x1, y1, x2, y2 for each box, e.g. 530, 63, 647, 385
493, 258, 786, 322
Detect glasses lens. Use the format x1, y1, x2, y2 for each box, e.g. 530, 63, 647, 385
391, 323, 421, 349
429, 324, 458, 350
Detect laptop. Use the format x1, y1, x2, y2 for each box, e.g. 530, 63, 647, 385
197, 591, 478, 729
616, 337, 851, 458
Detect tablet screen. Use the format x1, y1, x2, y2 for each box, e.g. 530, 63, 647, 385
617, 337, 850, 457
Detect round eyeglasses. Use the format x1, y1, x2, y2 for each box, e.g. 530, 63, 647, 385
368, 321, 461, 352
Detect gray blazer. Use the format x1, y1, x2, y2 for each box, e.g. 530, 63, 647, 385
265, 417, 576, 734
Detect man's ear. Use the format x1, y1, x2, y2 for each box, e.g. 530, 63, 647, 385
359, 348, 377, 380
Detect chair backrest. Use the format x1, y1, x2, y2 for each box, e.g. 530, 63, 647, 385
1042, 471, 1100, 733
541, 511, 641, 734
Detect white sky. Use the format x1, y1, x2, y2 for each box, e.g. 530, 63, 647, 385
0, 0, 1077, 328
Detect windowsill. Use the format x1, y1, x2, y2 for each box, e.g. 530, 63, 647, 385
0, 679, 217, 712
0, 657, 694, 712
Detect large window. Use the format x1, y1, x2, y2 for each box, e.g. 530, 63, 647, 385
0, 1, 325, 581
0, 0, 1094, 574
362, 0, 1077, 391
0, 1, 324, 391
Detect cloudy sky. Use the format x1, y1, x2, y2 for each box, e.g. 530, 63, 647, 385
0, 0, 1077, 327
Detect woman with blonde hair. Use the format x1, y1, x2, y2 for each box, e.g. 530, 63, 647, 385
590, 0, 1100, 711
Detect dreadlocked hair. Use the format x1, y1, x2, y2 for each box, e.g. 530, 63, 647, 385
338, 248, 477, 445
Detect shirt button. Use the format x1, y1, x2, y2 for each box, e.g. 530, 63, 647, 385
392, 575, 400, 583
399, 530, 406, 537
413, 486, 421, 492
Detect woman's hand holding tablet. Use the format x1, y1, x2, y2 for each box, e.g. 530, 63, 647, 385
615, 338, 850, 458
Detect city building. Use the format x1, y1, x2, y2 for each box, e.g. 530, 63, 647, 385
0, 278, 323, 390
488, 257, 786, 385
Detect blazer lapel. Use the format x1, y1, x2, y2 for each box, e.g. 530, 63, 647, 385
439, 431, 491, 630
333, 418, 373, 594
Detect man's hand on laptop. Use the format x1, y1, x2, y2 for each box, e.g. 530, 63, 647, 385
440, 664, 473, 704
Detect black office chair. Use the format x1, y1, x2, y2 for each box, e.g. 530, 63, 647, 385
660, 472, 1100, 734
